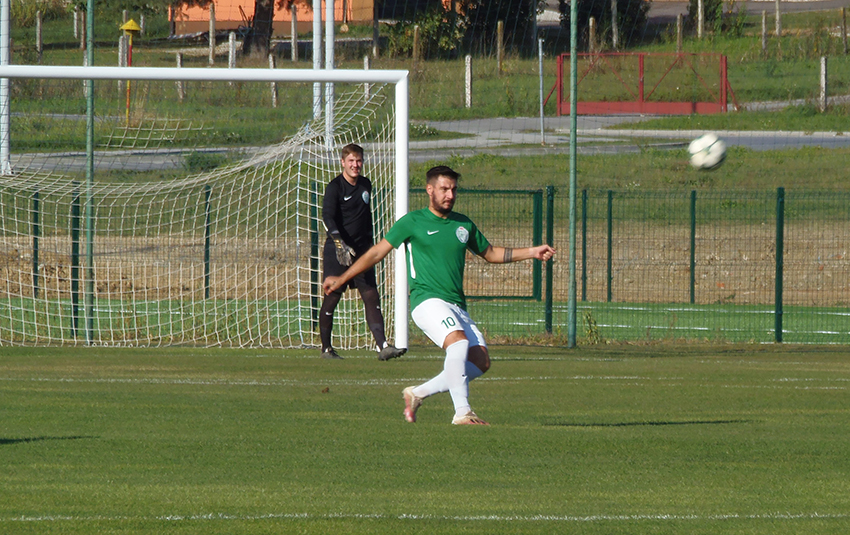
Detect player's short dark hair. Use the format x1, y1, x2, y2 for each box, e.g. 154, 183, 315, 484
426, 165, 460, 184
341, 143, 364, 159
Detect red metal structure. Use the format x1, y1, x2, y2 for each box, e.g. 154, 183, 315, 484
556, 52, 736, 115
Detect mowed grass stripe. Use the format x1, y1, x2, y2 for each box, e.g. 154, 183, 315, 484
5, 510, 850, 524
2, 345, 850, 535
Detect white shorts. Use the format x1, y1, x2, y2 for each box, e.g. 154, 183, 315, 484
411, 298, 487, 349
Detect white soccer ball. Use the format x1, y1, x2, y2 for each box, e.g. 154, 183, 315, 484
688, 133, 727, 170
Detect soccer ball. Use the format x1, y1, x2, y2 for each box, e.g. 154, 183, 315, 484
687, 133, 727, 170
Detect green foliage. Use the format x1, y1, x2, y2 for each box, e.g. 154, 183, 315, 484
583, 309, 602, 344
10, 0, 68, 27
686, 0, 723, 32
184, 150, 230, 173
686, 0, 755, 37
384, 6, 465, 59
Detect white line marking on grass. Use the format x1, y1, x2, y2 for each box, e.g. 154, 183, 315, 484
0, 375, 846, 391
5, 511, 849, 524
0, 376, 419, 387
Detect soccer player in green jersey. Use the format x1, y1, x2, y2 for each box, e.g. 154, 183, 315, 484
323, 165, 556, 425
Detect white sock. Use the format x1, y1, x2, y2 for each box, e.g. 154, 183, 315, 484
413, 357, 484, 400
443, 339, 470, 416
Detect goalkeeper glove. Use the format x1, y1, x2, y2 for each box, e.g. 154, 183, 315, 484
332, 235, 356, 266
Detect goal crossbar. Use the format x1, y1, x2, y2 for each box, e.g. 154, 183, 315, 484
0, 65, 411, 348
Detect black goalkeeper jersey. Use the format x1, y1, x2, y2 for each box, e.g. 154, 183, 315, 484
321, 174, 374, 253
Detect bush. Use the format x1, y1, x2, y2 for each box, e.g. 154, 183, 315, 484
184, 151, 230, 173
686, 0, 723, 33
384, 7, 465, 59
11, 0, 68, 27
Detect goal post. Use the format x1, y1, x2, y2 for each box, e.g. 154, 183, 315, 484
0, 65, 410, 349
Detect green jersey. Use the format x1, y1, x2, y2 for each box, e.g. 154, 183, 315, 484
384, 208, 490, 311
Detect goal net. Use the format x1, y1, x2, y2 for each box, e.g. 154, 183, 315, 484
0, 65, 408, 349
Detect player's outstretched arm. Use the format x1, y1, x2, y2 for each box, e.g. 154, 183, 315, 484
480, 244, 556, 264
323, 239, 394, 294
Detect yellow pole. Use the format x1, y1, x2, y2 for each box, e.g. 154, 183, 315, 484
119, 19, 141, 126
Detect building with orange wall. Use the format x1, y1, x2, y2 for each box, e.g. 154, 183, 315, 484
170, 0, 376, 36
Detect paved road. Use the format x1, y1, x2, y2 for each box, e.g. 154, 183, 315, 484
648, 0, 850, 24
539, 0, 850, 26
411, 114, 850, 162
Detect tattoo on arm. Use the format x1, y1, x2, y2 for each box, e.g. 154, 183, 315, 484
503, 248, 513, 263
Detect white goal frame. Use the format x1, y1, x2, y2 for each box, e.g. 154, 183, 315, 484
0, 65, 411, 348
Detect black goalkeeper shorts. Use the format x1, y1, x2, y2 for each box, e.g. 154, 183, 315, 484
322, 239, 377, 293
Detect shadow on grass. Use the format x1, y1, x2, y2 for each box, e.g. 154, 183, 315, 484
544, 419, 751, 427
0, 436, 97, 446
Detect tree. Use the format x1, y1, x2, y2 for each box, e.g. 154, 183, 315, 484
559, 0, 649, 49
243, 0, 280, 57
460, 0, 544, 56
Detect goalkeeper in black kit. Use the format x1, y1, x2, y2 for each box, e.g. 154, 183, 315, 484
319, 143, 406, 361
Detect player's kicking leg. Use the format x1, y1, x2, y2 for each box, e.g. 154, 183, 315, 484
405, 298, 490, 425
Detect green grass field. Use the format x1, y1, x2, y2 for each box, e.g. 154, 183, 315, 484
3, 345, 849, 534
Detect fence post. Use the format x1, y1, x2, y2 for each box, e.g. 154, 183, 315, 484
363, 55, 371, 100
32, 190, 40, 299
208, 2, 216, 66
412, 25, 420, 74
819, 56, 827, 112
589, 17, 596, 54
775, 187, 785, 342
697, 0, 704, 39
677, 14, 683, 53
607, 190, 613, 303
762, 11, 768, 58
843, 7, 848, 55
538, 38, 545, 145
79, 10, 85, 50
689, 190, 696, 304
775, 0, 782, 37
497, 20, 504, 75
269, 53, 278, 108
36, 11, 43, 63
228, 31, 237, 69
204, 185, 211, 300
465, 54, 472, 108
291, 4, 298, 62
611, 0, 619, 50
581, 189, 587, 302
176, 53, 185, 102
545, 186, 555, 334
532, 190, 543, 301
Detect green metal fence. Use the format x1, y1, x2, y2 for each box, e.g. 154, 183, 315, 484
4, 185, 850, 346
444, 187, 850, 345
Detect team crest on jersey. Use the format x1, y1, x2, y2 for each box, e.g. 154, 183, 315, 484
456, 226, 469, 243
362, 191, 370, 205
